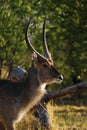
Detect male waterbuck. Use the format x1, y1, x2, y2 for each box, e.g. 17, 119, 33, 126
0, 17, 63, 130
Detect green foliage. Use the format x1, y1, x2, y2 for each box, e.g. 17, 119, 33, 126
0, 0, 87, 87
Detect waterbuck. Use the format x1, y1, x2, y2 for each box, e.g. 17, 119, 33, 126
0, 17, 63, 130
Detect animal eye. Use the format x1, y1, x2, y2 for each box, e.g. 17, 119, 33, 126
43, 63, 48, 68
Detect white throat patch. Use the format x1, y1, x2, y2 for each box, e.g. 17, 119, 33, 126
40, 83, 46, 91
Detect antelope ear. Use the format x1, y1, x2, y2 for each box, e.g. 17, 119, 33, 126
32, 52, 37, 60
32, 52, 38, 67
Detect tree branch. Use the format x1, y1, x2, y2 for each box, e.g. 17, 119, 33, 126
42, 82, 87, 103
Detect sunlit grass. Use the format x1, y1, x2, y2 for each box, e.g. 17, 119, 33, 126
1, 67, 9, 79
48, 104, 87, 130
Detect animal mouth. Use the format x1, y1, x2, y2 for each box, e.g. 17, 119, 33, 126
55, 78, 63, 83
53, 75, 63, 83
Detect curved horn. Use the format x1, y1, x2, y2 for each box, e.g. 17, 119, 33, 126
42, 19, 52, 60
25, 17, 47, 60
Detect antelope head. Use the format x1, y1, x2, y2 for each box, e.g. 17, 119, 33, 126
25, 17, 63, 85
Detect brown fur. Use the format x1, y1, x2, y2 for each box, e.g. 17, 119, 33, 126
0, 17, 63, 130
0, 57, 63, 130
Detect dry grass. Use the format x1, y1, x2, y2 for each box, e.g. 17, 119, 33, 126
47, 104, 87, 130
1, 67, 9, 79
15, 104, 87, 130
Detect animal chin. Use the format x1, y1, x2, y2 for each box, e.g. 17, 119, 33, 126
53, 78, 63, 84
46, 79, 61, 85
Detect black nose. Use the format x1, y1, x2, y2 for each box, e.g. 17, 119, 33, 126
58, 75, 63, 80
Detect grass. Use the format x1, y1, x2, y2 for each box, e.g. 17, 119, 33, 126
15, 104, 87, 130
1, 67, 9, 79
47, 104, 87, 130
